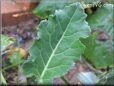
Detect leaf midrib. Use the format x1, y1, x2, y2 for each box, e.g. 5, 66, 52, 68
40, 6, 77, 81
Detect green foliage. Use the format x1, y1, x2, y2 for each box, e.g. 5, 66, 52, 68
33, 0, 100, 18
81, 33, 113, 69
87, 4, 113, 36
85, 4, 114, 69
0, 34, 15, 51
33, 0, 70, 18
22, 3, 90, 84
9, 49, 22, 65
22, 0, 114, 84
1, 0, 113, 85
105, 0, 114, 4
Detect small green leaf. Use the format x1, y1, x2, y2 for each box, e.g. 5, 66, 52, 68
9, 49, 22, 65
81, 33, 114, 69
84, 4, 114, 69
33, 0, 70, 18
23, 3, 90, 84
0, 34, 15, 51
87, 4, 113, 36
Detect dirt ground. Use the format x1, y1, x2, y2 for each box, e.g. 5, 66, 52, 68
2, 16, 39, 49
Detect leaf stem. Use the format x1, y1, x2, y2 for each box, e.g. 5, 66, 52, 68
2, 64, 17, 72
2, 61, 24, 72
60, 76, 70, 85
1, 72, 7, 84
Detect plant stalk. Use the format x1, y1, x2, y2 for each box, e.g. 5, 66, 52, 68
60, 76, 70, 85
1, 72, 7, 84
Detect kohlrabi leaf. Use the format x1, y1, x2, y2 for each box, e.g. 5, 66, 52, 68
33, 0, 70, 18
23, 3, 90, 84
81, 0, 100, 4
87, 4, 114, 56
87, 4, 113, 37
81, 33, 114, 69
33, 0, 100, 18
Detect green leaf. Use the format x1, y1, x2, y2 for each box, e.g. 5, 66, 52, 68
87, 4, 113, 36
81, 33, 114, 69
33, 0, 70, 18
23, 3, 90, 84
9, 49, 22, 65
33, 0, 100, 18
85, 4, 114, 69
0, 34, 15, 51
81, 0, 100, 4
